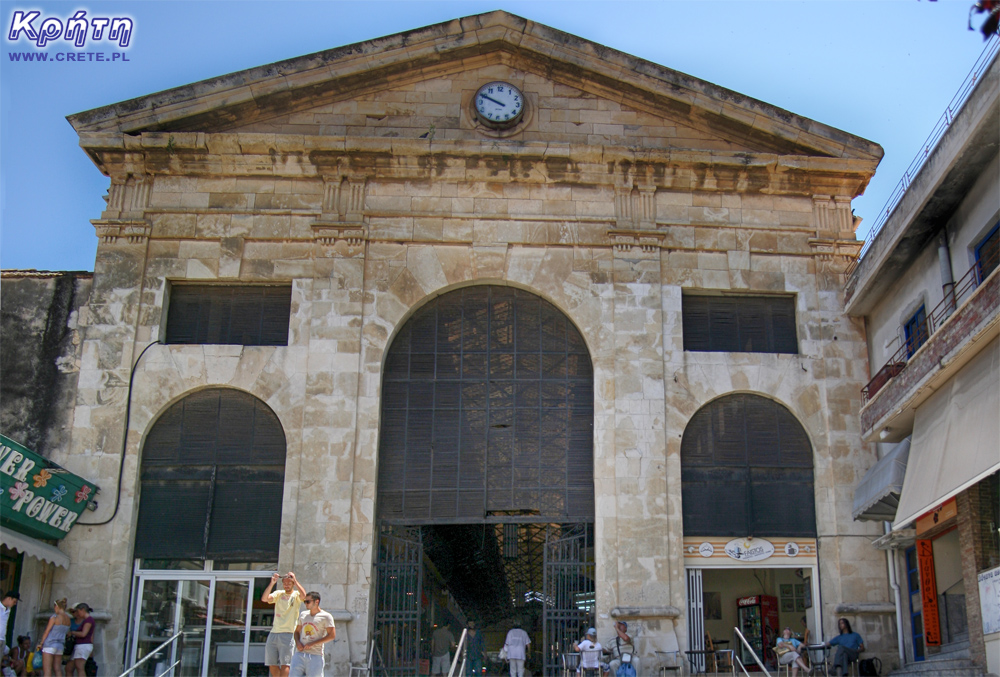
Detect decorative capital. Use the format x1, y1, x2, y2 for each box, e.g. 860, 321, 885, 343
311, 220, 368, 251
608, 228, 665, 255
91, 219, 151, 245
809, 237, 863, 274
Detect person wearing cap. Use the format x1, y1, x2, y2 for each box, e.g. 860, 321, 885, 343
572, 628, 603, 677
65, 604, 95, 677
0, 592, 20, 658
502, 621, 530, 677
607, 621, 638, 676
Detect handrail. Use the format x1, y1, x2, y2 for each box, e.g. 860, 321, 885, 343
118, 630, 183, 677
848, 35, 998, 275
733, 626, 770, 676
446, 628, 468, 677
733, 653, 753, 677
860, 247, 998, 404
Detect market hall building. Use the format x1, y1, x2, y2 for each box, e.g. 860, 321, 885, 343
0, 12, 898, 675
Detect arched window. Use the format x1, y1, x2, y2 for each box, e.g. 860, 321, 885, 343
377, 286, 594, 524
681, 393, 815, 537
134, 388, 287, 561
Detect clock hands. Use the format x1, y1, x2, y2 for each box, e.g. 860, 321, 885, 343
479, 94, 506, 108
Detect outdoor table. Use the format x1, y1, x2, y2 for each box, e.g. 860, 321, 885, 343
805, 644, 830, 676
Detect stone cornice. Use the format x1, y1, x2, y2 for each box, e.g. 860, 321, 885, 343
81, 133, 877, 198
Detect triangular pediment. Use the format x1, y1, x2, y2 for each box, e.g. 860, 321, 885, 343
68, 11, 882, 161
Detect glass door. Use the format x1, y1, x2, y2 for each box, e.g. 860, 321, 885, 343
206, 580, 251, 676
130, 569, 274, 677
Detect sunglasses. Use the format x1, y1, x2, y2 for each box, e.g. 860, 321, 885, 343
304, 598, 317, 604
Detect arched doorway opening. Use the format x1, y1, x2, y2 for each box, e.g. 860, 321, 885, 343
680, 393, 819, 672
127, 388, 287, 677
374, 286, 595, 676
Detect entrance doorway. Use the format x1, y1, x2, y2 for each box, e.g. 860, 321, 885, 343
128, 562, 277, 676
686, 564, 820, 673
373, 523, 594, 676
374, 286, 596, 676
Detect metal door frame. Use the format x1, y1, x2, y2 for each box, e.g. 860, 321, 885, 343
127, 564, 266, 677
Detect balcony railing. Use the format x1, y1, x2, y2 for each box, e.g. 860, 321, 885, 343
847, 37, 998, 277
861, 246, 999, 405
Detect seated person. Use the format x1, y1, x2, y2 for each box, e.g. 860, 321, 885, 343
572, 628, 603, 677
606, 621, 639, 676
774, 627, 809, 677
825, 618, 864, 677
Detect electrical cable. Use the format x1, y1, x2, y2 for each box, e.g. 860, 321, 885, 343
78, 339, 160, 526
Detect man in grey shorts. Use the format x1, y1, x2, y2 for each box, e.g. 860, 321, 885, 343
261, 572, 306, 677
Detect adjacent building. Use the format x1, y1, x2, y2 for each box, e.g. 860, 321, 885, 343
1, 12, 904, 675
848, 43, 999, 677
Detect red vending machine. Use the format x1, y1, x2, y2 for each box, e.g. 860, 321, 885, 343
737, 595, 779, 670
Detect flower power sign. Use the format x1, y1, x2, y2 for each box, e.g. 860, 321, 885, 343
1, 435, 99, 541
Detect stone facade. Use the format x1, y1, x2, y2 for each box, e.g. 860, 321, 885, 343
1, 12, 901, 674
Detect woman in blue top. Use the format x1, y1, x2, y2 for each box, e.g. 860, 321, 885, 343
775, 627, 809, 676
36, 598, 72, 677
825, 618, 864, 677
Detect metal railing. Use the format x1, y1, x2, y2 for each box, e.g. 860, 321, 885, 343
861, 247, 998, 404
446, 628, 468, 677
118, 630, 182, 677
733, 626, 771, 676
848, 36, 998, 276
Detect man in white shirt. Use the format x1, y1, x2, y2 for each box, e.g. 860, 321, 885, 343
503, 622, 530, 677
0, 592, 19, 658
290, 591, 336, 677
573, 628, 603, 677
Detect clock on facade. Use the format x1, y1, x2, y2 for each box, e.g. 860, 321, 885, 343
474, 81, 525, 127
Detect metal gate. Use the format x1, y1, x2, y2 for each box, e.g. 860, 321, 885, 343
374, 526, 423, 676
687, 568, 706, 672
542, 524, 594, 676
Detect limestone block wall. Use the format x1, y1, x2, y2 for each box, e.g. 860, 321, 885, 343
34, 126, 895, 674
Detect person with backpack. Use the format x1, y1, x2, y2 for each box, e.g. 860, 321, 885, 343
606, 621, 638, 677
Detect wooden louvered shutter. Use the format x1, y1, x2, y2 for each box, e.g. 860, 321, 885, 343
135, 388, 287, 561
165, 285, 291, 346
682, 293, 797, 354
681, 393, 815, 538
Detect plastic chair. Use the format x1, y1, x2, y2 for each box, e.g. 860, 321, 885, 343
655, 650, 681, 675
579, 648, 603, 676
561, 652, 580, 677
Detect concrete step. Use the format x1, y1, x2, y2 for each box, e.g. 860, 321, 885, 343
936, 639, 970, 657
888, 655, 984, 677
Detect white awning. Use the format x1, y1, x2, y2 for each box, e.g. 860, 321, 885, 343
893, 337, 1000, 530
853, 437, 910, 521
1, 529, 70, 568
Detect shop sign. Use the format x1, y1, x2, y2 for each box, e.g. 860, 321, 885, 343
0, 434, 99, 541
724, 537, 774, 562
916, 539, 941, 646
916, 498, 957, 536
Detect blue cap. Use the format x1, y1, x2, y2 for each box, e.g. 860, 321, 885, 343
587, 627, 596, 636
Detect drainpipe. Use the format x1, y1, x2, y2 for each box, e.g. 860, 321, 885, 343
937, 229, 956, 316
885, 522, 906, 666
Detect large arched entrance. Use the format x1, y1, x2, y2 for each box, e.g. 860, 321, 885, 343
374, 286, 595, 676
679, 393, 819, 672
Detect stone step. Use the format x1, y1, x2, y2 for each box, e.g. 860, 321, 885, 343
936, 639, 970, 657
888, 655, 984, 676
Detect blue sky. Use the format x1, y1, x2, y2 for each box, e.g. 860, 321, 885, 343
0, 0, 992, 271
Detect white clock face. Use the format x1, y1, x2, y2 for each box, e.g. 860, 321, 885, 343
474, 81, 524, 126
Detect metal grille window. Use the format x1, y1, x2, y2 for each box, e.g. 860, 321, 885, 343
165, 285, 292, 346
682, 294, 797, 354
135, 388, 287, 561
377, 286, 594, 524
681, 393, 815, 537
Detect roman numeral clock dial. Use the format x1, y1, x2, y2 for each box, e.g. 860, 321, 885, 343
474, 81, 524, 128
